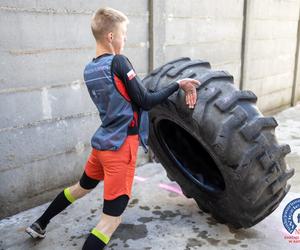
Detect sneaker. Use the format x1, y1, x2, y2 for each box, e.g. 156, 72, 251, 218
25, 221, 46, 239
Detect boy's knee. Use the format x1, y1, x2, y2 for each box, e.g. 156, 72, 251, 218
79, 171, 100, 190
103, 195, 129, 216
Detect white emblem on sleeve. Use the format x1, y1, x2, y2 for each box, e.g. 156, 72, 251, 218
127, 69, 136, 80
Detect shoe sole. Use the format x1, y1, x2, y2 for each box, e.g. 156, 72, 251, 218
25, 227, 45, 239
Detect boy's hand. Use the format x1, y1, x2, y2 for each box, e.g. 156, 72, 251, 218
177, 78, 201, 109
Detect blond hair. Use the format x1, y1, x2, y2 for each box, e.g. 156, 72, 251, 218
91, 7, 129, 42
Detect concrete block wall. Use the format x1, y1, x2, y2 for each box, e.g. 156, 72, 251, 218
242, 0, 300, 112
163, 0, 244, 86
295, 55, 300, 102
292, 14, 300, 105
0, 0, 149, 218
2, 0, 300, 218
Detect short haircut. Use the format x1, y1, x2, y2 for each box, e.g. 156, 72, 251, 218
91, 7, 129, 42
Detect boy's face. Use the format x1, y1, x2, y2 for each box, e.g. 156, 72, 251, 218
111, 22, 127, 54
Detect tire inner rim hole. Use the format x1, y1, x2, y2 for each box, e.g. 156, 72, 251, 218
157, 119, 226, 193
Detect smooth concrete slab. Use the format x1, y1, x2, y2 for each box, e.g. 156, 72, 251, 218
0, 161, 299, 250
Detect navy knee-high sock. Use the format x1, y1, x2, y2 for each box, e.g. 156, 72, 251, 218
36, 188, 76, 229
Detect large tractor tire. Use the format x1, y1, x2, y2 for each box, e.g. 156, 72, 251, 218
142, 57, 294, 228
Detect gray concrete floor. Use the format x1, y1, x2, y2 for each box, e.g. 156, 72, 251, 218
1, 103, 300, 250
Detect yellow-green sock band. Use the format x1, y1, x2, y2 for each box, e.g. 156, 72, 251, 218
91, 228, 110, 244
64, 187, 76, 203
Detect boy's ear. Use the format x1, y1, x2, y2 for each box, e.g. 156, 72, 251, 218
107, 32, 113, 43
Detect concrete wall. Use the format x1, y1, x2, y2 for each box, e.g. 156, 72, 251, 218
242, 0, 300, 113
292, 13, 300, 105
164, 0, 244, 86
1, 0, 300, 218
152, 0, 300, 112
0, 0, 149, 218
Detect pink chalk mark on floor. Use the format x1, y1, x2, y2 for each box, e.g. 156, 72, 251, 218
134, 175, 183, 195
134, 176, 147, 182
158, 183, 183, 195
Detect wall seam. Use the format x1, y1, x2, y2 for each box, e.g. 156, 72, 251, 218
148, 0, 154, 73
240, 0, 248, 90
291, 2, 300, 106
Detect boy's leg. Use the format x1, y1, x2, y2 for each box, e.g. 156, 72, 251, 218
82, 135, 139, 249
26, 173, 99, 238
82, 195, 129, 250
26, 149, 104, 238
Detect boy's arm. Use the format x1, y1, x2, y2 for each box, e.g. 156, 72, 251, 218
112, 55, 179, 111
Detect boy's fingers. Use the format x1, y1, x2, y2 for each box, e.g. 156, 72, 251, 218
189, 93, 192, 103
191, 91, 197, 107
190, 88, 196, 103
185, 91, 195, 105
187, 94, 191, 106
192, 94, 196, 107
185, 88, 197, 108
190, 79, 200, 86
186, 96, 191, 108
189, 93, 194, 108
190, 93, 194, 103
191, 79, 200, 84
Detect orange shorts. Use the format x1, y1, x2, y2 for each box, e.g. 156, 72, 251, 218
84, 134, 139, 200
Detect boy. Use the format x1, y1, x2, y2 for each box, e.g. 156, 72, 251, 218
26, 7, 200, 249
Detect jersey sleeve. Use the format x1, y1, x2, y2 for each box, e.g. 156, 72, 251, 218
111, 54, 179, 111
